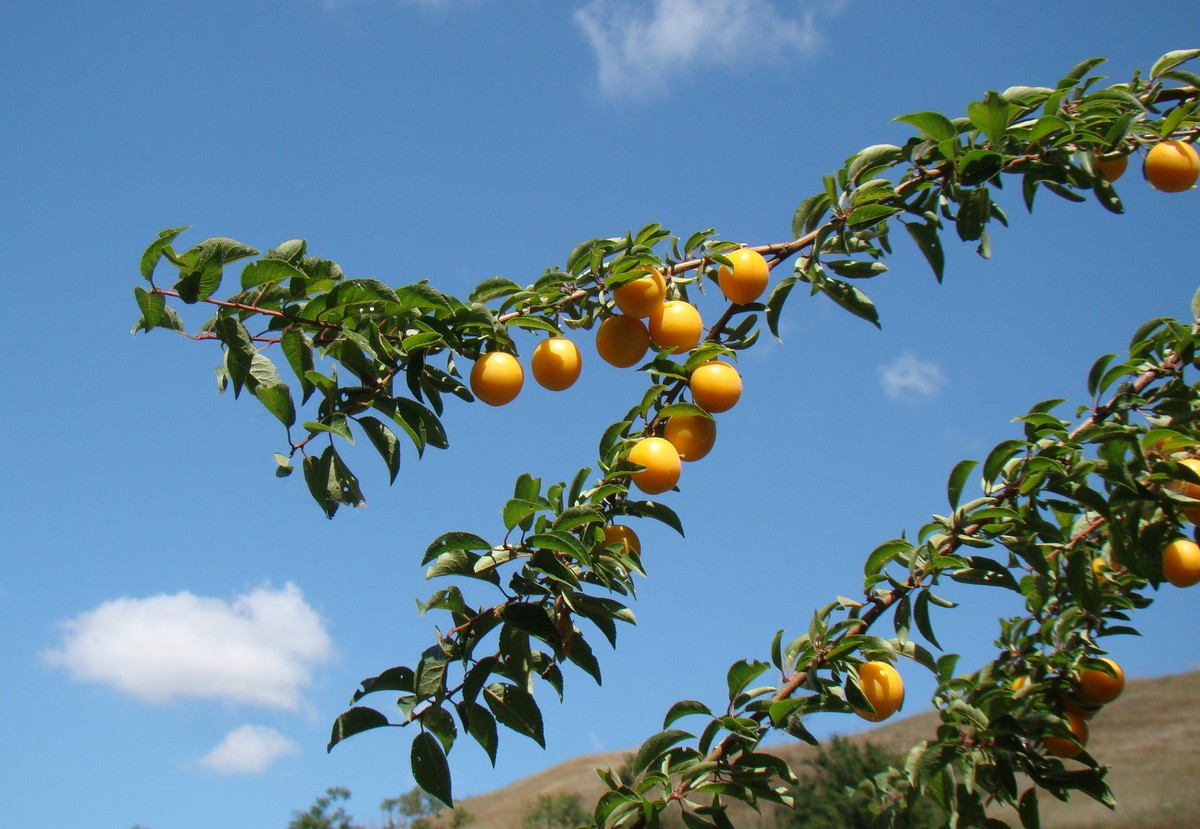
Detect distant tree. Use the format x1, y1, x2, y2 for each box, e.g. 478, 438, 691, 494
289, 787, 362, 829
381, 787, 444, 829
522, 792, 588, 829
782, 738, 942, 829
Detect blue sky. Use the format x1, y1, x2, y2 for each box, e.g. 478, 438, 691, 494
3, 2, 1200, 827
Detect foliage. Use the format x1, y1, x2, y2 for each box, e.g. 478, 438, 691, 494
134, 49, 1200, 829
522, 792, 590, 829
289, 787, 361, 829
782, 738, 942, 829
381, 787, 445, 829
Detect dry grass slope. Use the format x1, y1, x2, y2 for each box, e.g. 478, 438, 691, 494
438, 671, 1200, 829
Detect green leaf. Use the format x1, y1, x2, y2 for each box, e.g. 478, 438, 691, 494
240, 258, 307, 290
456, 700, 498, 765
947, 459, 979, 509
913, 590, 942, 650
622, 499, 685, 537
983, 439, 1028, 484
903, 220, 945, 283
818, 278, 880, 328
865, 539, 912, 576
824, 259, 888, 279
663, 700, 712, 729
411, 731, 453, 808
846, 203, 900, 227
214, 316, 255, 398
893, 111, 957, 141
766, 274, 798, 341
1018, 787, 1041, 829
328, 706, 391, 751
303, 449, 339, 519
423, 531, 492, 565
253, 383, 296, 427
1058, 57, 1105, 89
140, 226, 190, 280
967, 91, 1012, 144
483, 683, 545, 747
630, 729, 693, 778
1151, 49, 1200, 79
792, 194, 831, 238
956, 187, 991, 242
846, 144, 903, 183
726, 659, 769, 701
133, 286, 165, 330
358, 415, 401, 484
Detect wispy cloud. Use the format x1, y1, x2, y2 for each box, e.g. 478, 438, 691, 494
879, 351, 946, 402
43, 584, 332, 710
200, 724, 300, 774
573, 0, 829, 99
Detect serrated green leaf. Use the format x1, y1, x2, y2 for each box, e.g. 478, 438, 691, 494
483, 683, 545, 747
328, 706, 391, 751
630, 729, 693, 778
411, 731, 453, 808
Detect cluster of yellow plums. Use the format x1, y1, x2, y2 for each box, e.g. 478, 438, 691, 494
469, 247, 769, 497
1097, 137, 1199, 192
1010, 657, 1126, 760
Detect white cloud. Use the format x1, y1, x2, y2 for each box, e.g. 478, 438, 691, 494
43, 583, 332, 710
200, 724, 300, 774
573, 0, 827, 98
879, 351, 946, 401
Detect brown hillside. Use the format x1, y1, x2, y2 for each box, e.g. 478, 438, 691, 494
438, 670, 1200, 829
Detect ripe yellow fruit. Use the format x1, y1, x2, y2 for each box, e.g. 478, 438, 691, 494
1169, 458, 1200, 524
470, 351, 523, 406
1095, 153, 1128, 182
1076, 658, 1124, 706
648, 301, 703, 354
689, 361, 742, 413
612, 269, 667, 318
717, 248, 770, 305
1143, 140, 1200, 192
601, 524, 640, 556
1011, 674, 1030, 693
663, 414, 716, 462
626, 437, 681, 495
595, 315, 651, 368
531, 337, 582, 391
1163, 537, 1200, 587
1043, 709, 1089, 759
851, 661, 904, 722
